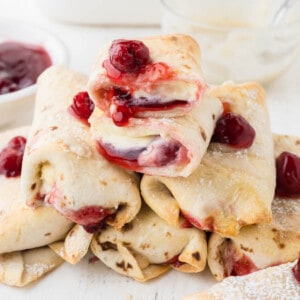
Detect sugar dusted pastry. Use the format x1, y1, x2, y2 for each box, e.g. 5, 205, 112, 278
21, 66, 141, 231
141, 82, 275, 236
90, 92, 222, 178
0, 126, 72, 287
183, 260, 300, 300
208, 134, 300, 281
91, 204, 207, 282
0, 247, 63, 287
88, 34, 206, 121
0, 126, 73, 254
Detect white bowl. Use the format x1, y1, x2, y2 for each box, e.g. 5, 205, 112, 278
0, 20, 68, 129
161, 0, 300, 85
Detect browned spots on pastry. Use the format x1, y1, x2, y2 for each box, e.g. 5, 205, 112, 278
99, 180, 107, 186
152, 223, 157, 227
44, 232, 51, 236
192, 252, 201, 261
212, 114, 216, 120
272, 230, 287, 249
121, 222, 133, 232
100, 241, 117, 251
122, 241, 131, 247
182, 64, 191, 70
240, 244, 253, 253
170, 35, 178, 42
255, 237, 259, 240
60, 174, 64, 181
295, 140, 300, 145
164, 252, 169, 259
116, 260, 132, 272
200, 128, 207, 142
140, 243, 150, 250
50, 126, 58, 131
30, 182, 36, 190
166, 231, 172, 238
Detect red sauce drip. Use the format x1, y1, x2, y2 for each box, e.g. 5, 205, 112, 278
275, 151, 300, 198
229, 254, 258, 276
96, 141, 141, 171
0, 136, 27, 177
68, 206, 115, 233
181, 211, 215, 232
0, 41, 52, 95
293, 257, 300, 284
165, 254, 184, 268
68, 91, 95, 125
212, 112, 255, 149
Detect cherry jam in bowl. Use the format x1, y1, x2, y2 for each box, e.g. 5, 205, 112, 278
0, 20, 68, 129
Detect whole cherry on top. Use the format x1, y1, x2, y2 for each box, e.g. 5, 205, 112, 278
109, 39, 150, 73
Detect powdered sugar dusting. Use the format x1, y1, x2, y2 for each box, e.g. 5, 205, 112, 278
207, 261, 300, 300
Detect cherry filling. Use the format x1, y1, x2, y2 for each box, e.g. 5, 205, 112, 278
66, 206, 116, 233
275, 151, 300, 198
97, 138, 186, 172
0, 136, 27, 177
165, 254, 184, 268
222, 243, 258, 277
68, 91, 95, 125
293, 257, 300, 284
109, 39, 150, 74
181, 211, 215, 232
212, 112, 255, 149
0, 41, 52, 95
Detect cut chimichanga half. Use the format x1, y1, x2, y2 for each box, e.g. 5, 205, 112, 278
183, 259, 300, 300
88, 34, 206, 123
21, 66, 141, 231
208, 134, 300, 281
90, 92, 222, 178
141, 82, 275, 236
91, 204, 207, 282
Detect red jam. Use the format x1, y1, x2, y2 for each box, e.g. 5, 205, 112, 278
276, 151, 300, 198
0, 41, 52, 95
68, 91, 95, 125
66, 206, 115, 233
166, 254, 184, 268
212, 112, 255, 149
228, 254, 258, 276
0, 136, 27, 177
181, 211, 215, 232
293, 257, 300, 283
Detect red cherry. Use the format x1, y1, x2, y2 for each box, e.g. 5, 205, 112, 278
276, 151, 300, 198
212, 112, 255, 149
109, 39, 150, 73
112, 104, 133, 126
0, 136, 27, 177
293, 257, 300, 283
71, 91, 95, 120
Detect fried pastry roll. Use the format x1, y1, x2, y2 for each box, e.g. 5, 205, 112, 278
21, 66, 141, 231
141, 82, 275, 236
91, 204, 207, 282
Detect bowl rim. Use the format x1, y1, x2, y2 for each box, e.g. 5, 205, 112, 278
0, 19, 69, 104
161, 0, 300, 30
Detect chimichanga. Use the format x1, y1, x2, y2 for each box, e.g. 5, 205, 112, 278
207, 134, 300, 281
21, 66, 141, 231
141, 82, 275, 236
0, 126, 72, 286
88, 34, 206, 121
90, 93, 222, 177
183, 260, 300, 300
90, 204, 207, 282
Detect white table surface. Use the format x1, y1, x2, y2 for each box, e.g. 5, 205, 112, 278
0, 1, 300, 299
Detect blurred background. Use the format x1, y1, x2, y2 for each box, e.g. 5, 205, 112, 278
1, 0, 300, 133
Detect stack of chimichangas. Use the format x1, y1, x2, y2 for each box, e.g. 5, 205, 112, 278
0, 35, 299, 296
